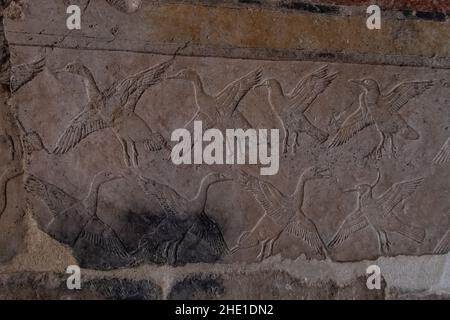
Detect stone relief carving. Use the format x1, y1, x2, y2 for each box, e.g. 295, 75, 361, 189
328, 170, 425, 254
232, 167, 331, 261
0, 164, 22, 218
167, 67, 262, 141
257, 65, 336, 154
52, 60, 172, 167
2, 49, 448, 268
433, 137, 450, 164
134, 171, 231, 266
329, 79, 434, 159
0, 56, 45, 93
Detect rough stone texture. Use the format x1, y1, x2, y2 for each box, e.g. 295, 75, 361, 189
0, 0, 450, 299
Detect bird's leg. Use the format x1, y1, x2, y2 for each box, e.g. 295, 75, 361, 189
283, 129, 289, 154
120, 138, 132, 167
6, 134, 15, 161
367, 131, 385, 160
389, 134, 398, 159
256, 239, 268, 262
131, 140, 139, 168
169, 238, 184, 266
291, 131, 299, 154
380, 231, 391, 253
375, 230, 383, 255
264, 238, 276, 259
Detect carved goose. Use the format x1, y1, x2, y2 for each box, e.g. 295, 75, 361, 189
232, 167, 331, 261
53, 59, 172, 167
167, 67, 262, 143
0, 165, 23, 218
24, 171, 128, 258
136, 172, 231, 264
328, 171, 425, 254
0, 56, 45, 93
257, 65, 336, 153
329, 79, 434, 159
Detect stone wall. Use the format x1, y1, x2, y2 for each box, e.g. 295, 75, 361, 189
0, 0, 450, 299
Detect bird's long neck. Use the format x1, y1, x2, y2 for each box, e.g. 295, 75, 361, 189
0, 167, 22, 216
292, 173, 310, 206
268, 80, 286, 112
189, 73, 209, 108
83, 175, 108, 216
365, 87, 380, 107
190, 174, 220, 214
80, 66, 100, 101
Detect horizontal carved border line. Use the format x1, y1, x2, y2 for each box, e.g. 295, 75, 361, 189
8, 32, 450, 70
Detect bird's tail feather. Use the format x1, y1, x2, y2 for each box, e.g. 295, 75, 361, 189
434, 230, 450, 254
396, 224, 425, 243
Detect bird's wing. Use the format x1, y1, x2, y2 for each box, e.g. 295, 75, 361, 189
328, 107, 374, 147
111, 59, 172, 113
284, 218, 325, 252
434, 230, 450, 254
10, 56, 45, 93
24, 175, 78, 215
138, 176, 187, 217
53, 107, 109, 154
381, 80, 434, 113
289, 65, 337, 112
189, 213, 229, 255
105, 0, 142, 13
376, 178, 424, 216
327, 209, 369, 248
78, 217, 129, 258
238, 171, 290, 225
433, 137, 450, 165
215, 67, 262, 118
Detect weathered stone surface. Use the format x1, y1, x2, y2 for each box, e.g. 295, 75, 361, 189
0, 272, 162, 299
0, 0, 450, 300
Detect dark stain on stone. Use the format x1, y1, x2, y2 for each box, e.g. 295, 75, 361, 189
168, 273, 224, 300
401, 10, 448, 22
278, 1, 340, 14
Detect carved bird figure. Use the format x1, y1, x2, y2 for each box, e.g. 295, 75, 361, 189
53, 59, 172, 167
329, 78, 434, 159
136, 172, 231, 265
433, 137, 450, 164
24, 171, 128, 258
0, 56, 45, 93
328, 171, 425, 254
232, 166, 331, 261
167, 67, 262, 146
257, 65, 336, 154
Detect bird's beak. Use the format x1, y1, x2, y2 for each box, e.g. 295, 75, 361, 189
348, 79, 364, 86
166, 73, 179, 80
318, 168, 332, 178
54, 67, 66, 74
342, 188, 357, 193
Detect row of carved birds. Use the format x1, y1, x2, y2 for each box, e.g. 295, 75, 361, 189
233, 167, 427, 260
24, 169, 232, 266
22, 163, 445, 263
5, 56, 449, 167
